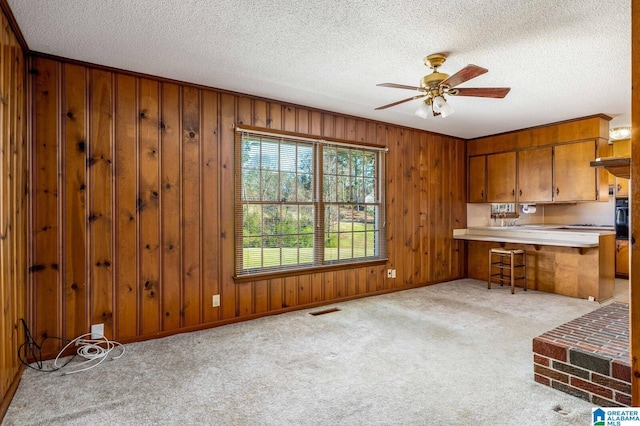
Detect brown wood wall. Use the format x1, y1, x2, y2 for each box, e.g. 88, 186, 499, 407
28, 55, 467, 355
0, 8, 27, 413
630, 0, 639, 406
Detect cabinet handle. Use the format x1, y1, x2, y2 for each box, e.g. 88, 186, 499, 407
617, 184, 622, 191
519, 189, 522, 196
512, 189, 515, 196
481, 190, 484, 199
556, 187, 560, 195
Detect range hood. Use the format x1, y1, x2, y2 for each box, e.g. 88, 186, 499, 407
590, 157, 631, 179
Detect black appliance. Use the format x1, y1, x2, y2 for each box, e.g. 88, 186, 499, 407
615, 198, 629, 240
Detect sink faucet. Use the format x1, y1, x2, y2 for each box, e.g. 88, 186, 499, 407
509, 218, 520, 226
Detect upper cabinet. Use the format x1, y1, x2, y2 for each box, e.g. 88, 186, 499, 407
466, 115, 611, 204
468, 155, 487, 203
486, 152, 516, 202
554, 141, 600, 202
518, 147, 553, 203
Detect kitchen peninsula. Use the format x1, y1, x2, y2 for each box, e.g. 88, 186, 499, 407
454, 226, 615, 301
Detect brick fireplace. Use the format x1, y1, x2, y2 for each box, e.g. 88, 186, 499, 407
532, 302, 631, 406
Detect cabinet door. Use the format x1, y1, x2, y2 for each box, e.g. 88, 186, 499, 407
486, 151, 516, 202
616, 239, 629, 277
468, 155, 486, 203
517, 147, 553, 202
615, 178, 629, 197
554, 141, 597, 202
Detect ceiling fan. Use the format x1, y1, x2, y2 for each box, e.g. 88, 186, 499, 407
375, 53, 510, 118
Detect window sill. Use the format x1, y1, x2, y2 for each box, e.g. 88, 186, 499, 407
233, 258, 388, 283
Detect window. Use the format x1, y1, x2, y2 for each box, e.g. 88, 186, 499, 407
235, 127, 387, 277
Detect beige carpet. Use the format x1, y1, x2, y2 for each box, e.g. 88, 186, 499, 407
3, 279, 602, 425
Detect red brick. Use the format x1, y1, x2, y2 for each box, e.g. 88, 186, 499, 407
534, 354, 549, 367
591, 373, 631, 394
592, 395, 624, 407
570, 377, 613, 399
534, 364, 569, 383
612, 360, 631, 383
615, 392, 632, 406
533, 337, 567, 362
534, 374, 550, 386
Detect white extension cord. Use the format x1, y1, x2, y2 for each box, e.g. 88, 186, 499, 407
53, 332, 125, 375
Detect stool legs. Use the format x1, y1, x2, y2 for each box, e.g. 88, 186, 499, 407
488, 248, 526, 294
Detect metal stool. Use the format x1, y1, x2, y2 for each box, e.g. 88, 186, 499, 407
488, 248, 526, 294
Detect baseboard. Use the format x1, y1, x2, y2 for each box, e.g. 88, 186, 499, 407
0, 364, 25, 422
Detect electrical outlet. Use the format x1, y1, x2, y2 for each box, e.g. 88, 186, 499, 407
91, 323, 104, 339
391, 269, 397, 278
212, 294, 220, 307
387, 269, 392, 278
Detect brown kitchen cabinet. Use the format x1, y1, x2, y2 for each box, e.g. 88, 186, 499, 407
517, 147, 553, 202
616, 239, 629, 278
468, 155, 487, 203
554, 140, 601, 202
615, 177, 629, 197
486, 151, 516, 202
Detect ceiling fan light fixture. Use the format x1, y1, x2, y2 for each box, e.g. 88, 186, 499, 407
415, 101, 431, 119
609, 126, 631, 140
433, 95, 454, 118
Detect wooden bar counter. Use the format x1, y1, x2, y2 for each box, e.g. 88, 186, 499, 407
454, 226, 615, 301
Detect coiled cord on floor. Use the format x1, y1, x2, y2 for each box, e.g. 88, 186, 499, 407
18, 319, 124, 374
54, 333, 125, 375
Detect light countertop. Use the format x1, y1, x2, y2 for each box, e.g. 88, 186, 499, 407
453, 225, 614, 248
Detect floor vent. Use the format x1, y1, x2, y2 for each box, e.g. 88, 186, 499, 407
309, 307, 340, 316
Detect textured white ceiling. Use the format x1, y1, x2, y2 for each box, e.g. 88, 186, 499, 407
8, 0, 631, 139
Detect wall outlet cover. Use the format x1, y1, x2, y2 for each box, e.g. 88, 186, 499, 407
91, 323, 104, 339
212, 294, 220, 307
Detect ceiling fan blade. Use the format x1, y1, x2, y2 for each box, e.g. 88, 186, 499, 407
377, 83, 423, 91
375, 94, 426, 110
440, 64, 488, 88
451, 87, 511, 98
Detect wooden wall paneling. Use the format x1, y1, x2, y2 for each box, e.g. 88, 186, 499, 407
114, 74, 138, 339
408, 130, 420, 286
430, 136, 444, 281
236, 96, 252, 126
322, 113, 334, 138
453, 138, 466, 277
394, 126, 407, 288
32, 57, 61, 354
418, 133, 430, 284
442, 137, 453, 278
181, 86, 202, 326
356, 268, 367, 294
284, 276, 298, 308
252, 99, 267, 128
267, 102, 282, 130
237, 282, 253, 316
298, 274, 310, 305
385, 125, 397, 287
334, 268, 346, 298
345, 118, 356, 141
296, 108, 309, 134
0, 11, 26, 409
631, 0, 639, 406
219, 93, 236, 319
283, 105, 296, 132
310, 111, 322, 136
159, 82, 181, 331
334, 116, 345, 140
323, 270, 335, 300
269, 278, 283, 310
343, 268, 355, 296
253, 279, 269, 313
0, 17, 9, 395
138, 78, 161, 335
311, 272, 322, 302
88, 68, 114, 337
61, 63, 87, 339
201, 90, 220, 323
